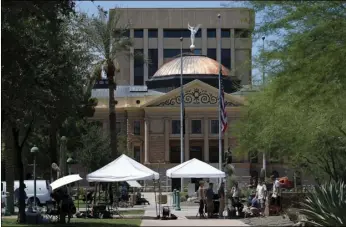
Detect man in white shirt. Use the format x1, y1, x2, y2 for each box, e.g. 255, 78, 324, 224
255, 180, 267, 215
271, 175, 282, 209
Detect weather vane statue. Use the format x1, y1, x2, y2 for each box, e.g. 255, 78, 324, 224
188, 23, 201, 51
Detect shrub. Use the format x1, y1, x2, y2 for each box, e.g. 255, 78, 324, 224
299, 180, 346, 226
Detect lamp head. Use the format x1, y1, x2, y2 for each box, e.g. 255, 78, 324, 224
30, 146, 39, 153
262, 36, 265, 41
180, 37, 183, 41
217, 14, 221, 19
61, 136, 67, 141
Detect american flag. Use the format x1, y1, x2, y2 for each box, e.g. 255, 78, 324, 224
220, 74, 228, 133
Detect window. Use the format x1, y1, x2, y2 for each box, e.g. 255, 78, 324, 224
134, 146, 141, 162
221, 48, 231, 69
194, 49, 201, 55
171, 120, 180, 134
221, 29, 231, 38
170, 146, 181, 163
148, 29, 158, 38
133, 120, 141, 135
134, 29, 143, 38
235, 29, 250, 38
148, 49, 158, 79
134, 49, 144, 85
209, 144, 224, 163
164, 49, 190, 58
207, 29, 216, 38
163, 29, 201, 38
210, 120, 219, 134
190, 146, 203, 160
207, 48, 217, 60
191, 120, 202, 134
116, 122, 121, 134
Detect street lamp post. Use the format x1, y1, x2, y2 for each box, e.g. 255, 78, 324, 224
66, 157, 74, 194
30, 146, 39, 211
261, 36, 267, 180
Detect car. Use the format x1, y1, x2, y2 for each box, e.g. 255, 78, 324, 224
1, 180, 52, 206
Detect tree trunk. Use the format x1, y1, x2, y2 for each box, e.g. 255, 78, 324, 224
10, 127, 26, 223
4, 131, 15, 214
16, 145, 26, 224
107, 63, 117, 159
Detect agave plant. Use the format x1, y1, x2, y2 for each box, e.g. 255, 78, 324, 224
299, 180, 346, 226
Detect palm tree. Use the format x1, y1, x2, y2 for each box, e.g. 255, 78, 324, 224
78, 7, 138, 158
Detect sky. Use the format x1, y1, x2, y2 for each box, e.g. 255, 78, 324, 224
76, 1, 264, 83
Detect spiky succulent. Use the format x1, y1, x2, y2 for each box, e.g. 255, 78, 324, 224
299, 180, 346, 227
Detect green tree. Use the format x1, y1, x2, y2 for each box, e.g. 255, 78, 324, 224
233, 2, 346, 182
1, 1, 92, 222
74, 123, 112, 172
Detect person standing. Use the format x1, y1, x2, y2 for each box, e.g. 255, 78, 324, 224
14, 184, 27, 207
218, 182, 225, 218
197, 181, 206, 218
255, 180, 267, 216
231, 182, 241, 216
206, 183, 214, 218
271, 175, 282, 210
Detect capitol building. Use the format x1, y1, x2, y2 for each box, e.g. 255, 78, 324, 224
90, 8, 296, 189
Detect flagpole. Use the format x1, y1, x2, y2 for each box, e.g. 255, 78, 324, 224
180, 37, 185, 192
217, 14, 222, 180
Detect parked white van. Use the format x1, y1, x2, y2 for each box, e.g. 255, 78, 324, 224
1, 180, 52, 206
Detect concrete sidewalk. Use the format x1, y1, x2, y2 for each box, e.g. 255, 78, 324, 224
141, 204, 249, 226
141, 219, 249, 226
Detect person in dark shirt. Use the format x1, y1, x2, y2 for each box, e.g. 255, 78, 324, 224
14, 184, 27, 206
218, 182, 225, 218
206, 183, 214, 218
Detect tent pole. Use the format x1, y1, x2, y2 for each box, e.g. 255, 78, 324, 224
154, 180, 158, 217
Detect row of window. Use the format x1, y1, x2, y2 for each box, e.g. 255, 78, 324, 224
172, 119, 221, 134
132, 145, 224, 163
133, 146, 265, 164
118, 119, 223, 136
170, 145, 224, 163
133, 48, 231, 85
132, 28, 250, 38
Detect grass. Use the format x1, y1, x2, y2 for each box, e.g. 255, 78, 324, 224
1, 218, 141, 227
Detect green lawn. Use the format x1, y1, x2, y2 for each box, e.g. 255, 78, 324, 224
1, 218, 141, 227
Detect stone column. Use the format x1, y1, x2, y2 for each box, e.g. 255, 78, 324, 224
203, 117, 209, 162
164, 118, 170, 163
158, 28, 164, 68
231, 28, 236, 77
143, 29, 149, 83
144, 118, 150, 164
202, 28, 207, 55
216, 28, 221, 63
130, 29, 134, 85
184, 117, 190, 161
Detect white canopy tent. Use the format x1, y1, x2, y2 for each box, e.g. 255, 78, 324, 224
166, 158, 225, 178
126, 181, 142, 188
86, 154, 159, 182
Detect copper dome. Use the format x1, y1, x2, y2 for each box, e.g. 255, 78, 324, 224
152, 54, 230, 78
